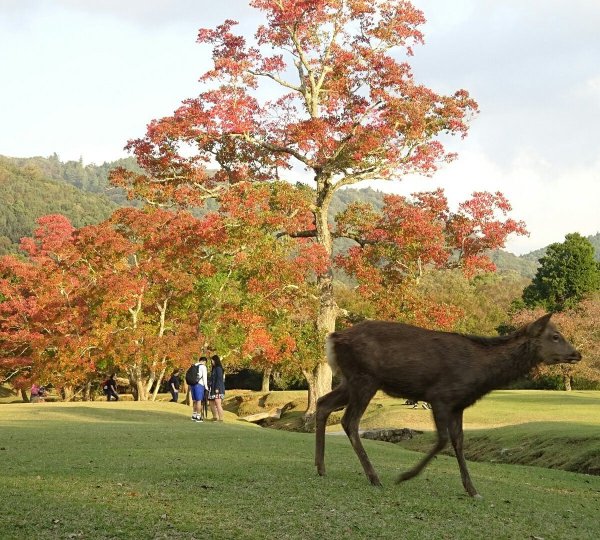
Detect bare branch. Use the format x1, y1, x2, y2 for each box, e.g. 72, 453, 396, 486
1, 367, 31, 384
248, 69, 302, 93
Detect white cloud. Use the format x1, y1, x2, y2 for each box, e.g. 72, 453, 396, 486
574, 74, 600, 109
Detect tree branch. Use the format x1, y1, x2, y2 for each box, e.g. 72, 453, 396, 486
247, 70, 302, 93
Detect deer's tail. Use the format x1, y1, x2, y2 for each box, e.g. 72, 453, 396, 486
325, 332, 340, 376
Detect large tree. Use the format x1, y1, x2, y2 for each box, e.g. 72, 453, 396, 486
111, 0, 480, 413
523, 233, 600, 312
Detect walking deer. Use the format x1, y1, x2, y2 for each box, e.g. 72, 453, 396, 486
315, 314, 581, 497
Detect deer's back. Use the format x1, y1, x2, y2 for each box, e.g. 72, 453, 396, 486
331, 320, 496, 404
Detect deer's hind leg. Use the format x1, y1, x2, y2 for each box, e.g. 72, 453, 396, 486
315, 383, 350, 476
449, 409, 481, 498
397, 403, 450, 484
341, 380, 380, 486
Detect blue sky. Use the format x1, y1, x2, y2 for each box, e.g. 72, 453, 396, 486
1, 0, 599, 255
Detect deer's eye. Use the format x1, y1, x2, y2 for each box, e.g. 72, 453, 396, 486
552, 334, 560, 342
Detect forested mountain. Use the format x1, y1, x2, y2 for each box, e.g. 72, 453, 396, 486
0, 154, 597, 277
5, 153, 140, 207
589, 233, 600, 258
0, 156, 119, 256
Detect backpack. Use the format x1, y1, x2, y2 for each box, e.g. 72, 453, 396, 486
185, 364, 200, 385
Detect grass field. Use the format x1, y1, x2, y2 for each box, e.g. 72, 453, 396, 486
1, 392, 599, 539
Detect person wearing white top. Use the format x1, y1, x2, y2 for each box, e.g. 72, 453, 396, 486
190, 357, 209, 422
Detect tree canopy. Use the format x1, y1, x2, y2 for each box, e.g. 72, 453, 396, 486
523, 233, 600, 312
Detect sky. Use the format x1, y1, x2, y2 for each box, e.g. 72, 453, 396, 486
1, 0, 599, 255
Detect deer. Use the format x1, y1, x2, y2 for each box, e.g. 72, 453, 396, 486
314, 314, 582, 498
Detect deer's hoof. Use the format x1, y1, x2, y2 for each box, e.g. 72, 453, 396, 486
396, 472, 413, 484
471, 493, 483, 500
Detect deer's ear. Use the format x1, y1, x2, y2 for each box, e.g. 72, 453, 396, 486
528, 313, 553, 336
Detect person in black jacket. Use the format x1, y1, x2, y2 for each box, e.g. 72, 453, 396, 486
168, 369, 181, 402
208, 355, 225, 422
103, 374, 119, 401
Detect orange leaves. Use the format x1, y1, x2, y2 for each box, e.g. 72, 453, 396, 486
115, 0, 480, 210
367, 1, 425, 52
224, 308, 298, 368
0, 206, 229, 389
20, 214, 75, 260
336, 187, 528, 323
448, 191, 528, 277
198, 20, 259, 86
220, 181, 313, 234
294, 242, 330, 276
242, 326, 279, 364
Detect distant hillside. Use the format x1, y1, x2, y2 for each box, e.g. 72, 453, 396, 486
589, 233, 600, 259
486, 250, 537, 278
0, 156, 119, 256
6, 154, 141, 207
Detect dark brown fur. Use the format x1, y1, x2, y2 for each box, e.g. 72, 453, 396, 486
315, 314, 581, 497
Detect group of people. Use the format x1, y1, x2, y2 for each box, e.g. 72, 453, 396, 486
98, 355, 225, 422
168, 354, 225, 423
404, 399, 432, 410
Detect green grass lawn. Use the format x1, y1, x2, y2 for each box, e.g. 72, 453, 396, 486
1, 394, 600, 539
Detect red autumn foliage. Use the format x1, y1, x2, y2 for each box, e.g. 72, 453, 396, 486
0, 208, 229, 399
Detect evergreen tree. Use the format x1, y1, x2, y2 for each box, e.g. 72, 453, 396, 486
523, 233, 600, 311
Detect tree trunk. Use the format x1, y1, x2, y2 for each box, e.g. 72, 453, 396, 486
83, 381, 92, 401
21, 388, 29, 403
304, 361, 333, 417
261, 367, 272, 393
62, 385, 75, 402
151, 366, 167, 401
304, 188, 337, 416
145, 375, 155, 397
136, 379, 148, 401
128, 365, 148, 401
563, 373, 572, 391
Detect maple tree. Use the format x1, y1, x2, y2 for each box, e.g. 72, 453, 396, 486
110, 0, 485, 413
0, 215, 101, 400
196, 181, 324, 390
90, 207, 225, 400
0, 254, 42, 399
